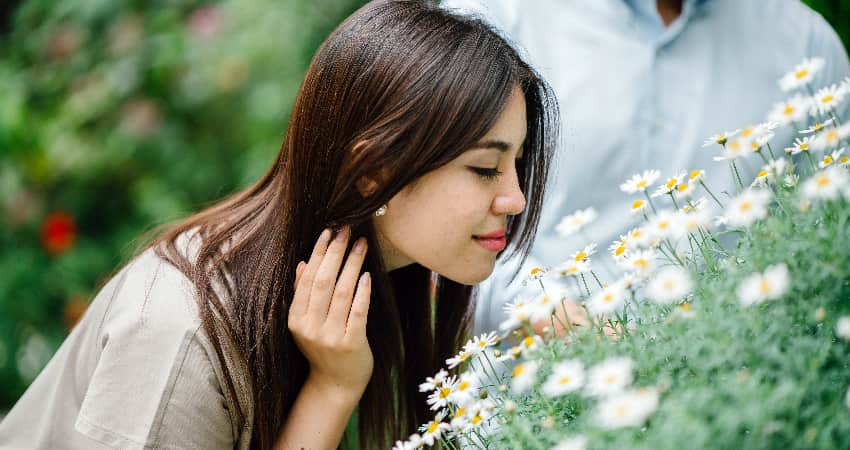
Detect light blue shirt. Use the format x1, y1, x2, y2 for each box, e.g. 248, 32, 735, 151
441, 0, 850, 334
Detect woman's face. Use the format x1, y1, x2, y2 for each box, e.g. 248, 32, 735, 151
374, 87, 528, 284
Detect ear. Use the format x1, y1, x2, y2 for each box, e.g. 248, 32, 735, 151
356, 176, 379, 197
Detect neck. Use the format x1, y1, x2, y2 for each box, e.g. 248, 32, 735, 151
656, 0, 683, 27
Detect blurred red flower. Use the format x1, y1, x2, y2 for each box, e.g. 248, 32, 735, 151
41, 212, 77, 255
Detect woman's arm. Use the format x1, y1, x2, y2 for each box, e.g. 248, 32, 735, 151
275, 226, 373, 450
273, 376, 361, 450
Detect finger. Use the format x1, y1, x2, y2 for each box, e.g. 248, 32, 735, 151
345, 272, 371, 339
326, 238, 368, 327
290, 229, 331, 319
294, 261, 306, 287
307, 226, 350, 320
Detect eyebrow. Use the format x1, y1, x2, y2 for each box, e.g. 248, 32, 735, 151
468, 139, 511, 152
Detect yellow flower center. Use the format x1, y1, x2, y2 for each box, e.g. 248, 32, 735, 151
677, 183, 689, 192
458, 381, 470, 391
821, 94, 834, 104
559, 376, 571, 385
840, 156, 849, 164
795, 68, 809, 80
729, 140, 741, 151
813, 123, 824, 131
439, 387, 451, 399
800, 143, 810, 150
823, 156, 834, 165
637, 180, 648, 188
632, 200, 645, 209
783, 105, 794, 115
615, 244, 626, 256
427, 421, 440, 433
759, 279, 771, 294
826, 130, 839, 142
605, 374, 617, 384
757, 170, 768, 178
741, 127, 754, 138
665, 178, 677, 189
739, 201, 751, 212
530, 267, 543, 276
478, 340, 487, 347
658, 221, 669, 230
663, 280, 674, 290
472, 415, 482, 425
634, 259, 647, 268
522, 336, 534, 348
455, 407, 466, 417
679, 303, 692, 312
575, 252, 587, 261
817, 174, 830, 187
603, 292, 614, 302
689, 170, 702, 180
512, 364, 525, 378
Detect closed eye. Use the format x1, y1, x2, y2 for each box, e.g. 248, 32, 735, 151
467, 166, 503, 181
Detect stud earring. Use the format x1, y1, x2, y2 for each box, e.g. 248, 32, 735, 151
374, 204, 388, 217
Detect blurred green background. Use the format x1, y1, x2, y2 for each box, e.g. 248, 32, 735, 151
0, 0, 847, 411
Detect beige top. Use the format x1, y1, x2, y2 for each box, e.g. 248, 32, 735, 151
0, 233, 252, 449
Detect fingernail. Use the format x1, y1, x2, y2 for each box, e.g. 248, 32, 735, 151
335, 226, 349, 242
296, 261, 305, 272
319, 228, 331, 243
352, 238, 366, 254
363, 272, 371, 286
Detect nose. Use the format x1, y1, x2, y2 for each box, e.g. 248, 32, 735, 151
492, 170, 526, 216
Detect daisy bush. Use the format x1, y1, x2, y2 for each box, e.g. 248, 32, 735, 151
395, 58, 850, 449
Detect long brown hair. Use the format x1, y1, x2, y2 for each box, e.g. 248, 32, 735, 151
144, 1, 558, 448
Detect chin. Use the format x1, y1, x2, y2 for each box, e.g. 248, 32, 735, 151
439, 265, 494, 286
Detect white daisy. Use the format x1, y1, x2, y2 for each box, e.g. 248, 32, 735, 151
786, 136, 814, 154
784, 173, 800, 188
836, 316, 850, 341
419, 369, 449, 393
511, 360, 540, 394
723, 189, 773, 228
529, 291, 559, 322
713, 137, 749, 161
586, 283, 627, 316
585, 357, 634, 397
778, 57, 825, 92
687, 169, 706, 184
629, 198, 649, 215
619, 249, 657, 276
461, 399, 494, 432
609, 235, 629, 260
556, 208, 597, 237
646, 266, 693, 304
799, 117, 835, 134
426, 376, 458, 410
681, 197, 706, 214
496, 344, 523, 363
594, 388, 660, 429
446, 348, 473, 369
811, 83, 846, 115
646, 209, 685, 241
526, 266, 549, 283
519, 335, 544, 354
748, 132, 775, 153
651, 172, 686, 198
499, 297, 532, 331
551, 436, 588, 450
811, 127, 843, 151
448, 371, 480, 406
751, 157, 788, 187
737, 263, 791, 306
464, 332, 499, 356
392, 433, 423, 450
819, 148, 846, 168
702, 129, 740, 147
673, 180, 696, 199
801, 166, 850, 201
542, 359, 586, 397
620, 170, 661, 194
680, 205, 713, 233
421, 416, 450, 446
556, 258, 591, 277
626, 227, 653, 248
766, 94, 812, 125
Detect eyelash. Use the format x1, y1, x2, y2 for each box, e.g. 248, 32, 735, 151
468, 167, 503, 181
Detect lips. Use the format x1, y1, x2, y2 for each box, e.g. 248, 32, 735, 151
473, 228, 507, 252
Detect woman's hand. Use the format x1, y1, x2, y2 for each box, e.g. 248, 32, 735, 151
288, 226, 373, 400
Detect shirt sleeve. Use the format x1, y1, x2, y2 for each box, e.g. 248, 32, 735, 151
74, 255, 236, 450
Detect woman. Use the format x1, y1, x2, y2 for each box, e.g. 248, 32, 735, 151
0, 1, 558, 448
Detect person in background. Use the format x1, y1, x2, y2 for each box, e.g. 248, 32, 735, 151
443, 0, 850, 336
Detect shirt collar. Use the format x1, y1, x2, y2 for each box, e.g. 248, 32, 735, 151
621, 0, 711, 47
